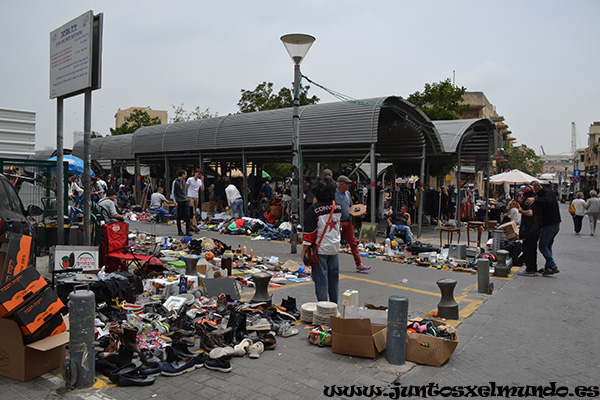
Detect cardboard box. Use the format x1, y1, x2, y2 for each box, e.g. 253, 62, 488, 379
0, 232, 33, 284
22, 312, 66, 345
497, 221, 519, 240
343, 305, 388, 326
11, 288, 64, 336
0, 267, 47, 317
330, 316, 387, 358
202, 202, 218, 212
0, 316, 68, 381
406, 318, 458, 367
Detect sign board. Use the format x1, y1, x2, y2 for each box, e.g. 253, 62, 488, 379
573, 176, 581, 184
49, 11, 102, 99
50, 246, 99, 272
573, 169, 581, 177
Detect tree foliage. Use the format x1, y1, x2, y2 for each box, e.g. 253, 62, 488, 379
110, 109, 162, 136
237, 81, 320, 113
497, 144, 543, 175
407, 78, 470, 120
170, 103, 217, 123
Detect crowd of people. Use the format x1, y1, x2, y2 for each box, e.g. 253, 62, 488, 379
569, 190, 600, 236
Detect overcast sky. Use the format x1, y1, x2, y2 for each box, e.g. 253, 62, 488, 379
1, 0, 598, 155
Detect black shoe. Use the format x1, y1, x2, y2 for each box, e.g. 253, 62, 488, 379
185, 232, 192, 236
178, 231, 185, 236
160, 357, 196, 376
204, 357, 232, 373
194, 353, 209, 369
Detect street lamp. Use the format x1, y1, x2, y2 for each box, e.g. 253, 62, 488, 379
281, 33, 316, 254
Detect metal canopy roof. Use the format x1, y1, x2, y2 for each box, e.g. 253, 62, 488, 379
433, 118, 499, 159
72, 99, 497, 164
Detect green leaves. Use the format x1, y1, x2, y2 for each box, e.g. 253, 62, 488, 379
110, 109, 162, 136
237, 81, 319, 113
407, 78, 470, 120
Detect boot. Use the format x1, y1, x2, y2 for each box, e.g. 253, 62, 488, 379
227, 310, 249, 345
122, 326, 141, 355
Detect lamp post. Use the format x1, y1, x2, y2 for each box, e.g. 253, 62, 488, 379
281, 33, 316, 254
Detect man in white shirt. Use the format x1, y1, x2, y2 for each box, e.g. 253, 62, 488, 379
186, 169, 203, 232
150, 187, 169, 223
225, 177, 244, 218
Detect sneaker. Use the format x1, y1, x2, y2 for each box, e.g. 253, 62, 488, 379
204, 357, 232, 373
209, 346, 235, 359
160, 357, 195, 376
194, 353, 209, 369
517, 270, 538, 277
277, 322, 299, 338
356, 264, 371, 273
248, 342, 264, 359
233, 338, 253, 357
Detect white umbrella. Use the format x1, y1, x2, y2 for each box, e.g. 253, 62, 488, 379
489, 169, 537, 185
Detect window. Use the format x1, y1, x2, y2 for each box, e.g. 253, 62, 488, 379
1, 180, 24, 213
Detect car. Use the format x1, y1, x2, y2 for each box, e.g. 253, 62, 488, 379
0, 173, 43, 261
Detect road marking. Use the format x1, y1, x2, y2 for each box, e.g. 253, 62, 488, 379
339, 274, 441, 297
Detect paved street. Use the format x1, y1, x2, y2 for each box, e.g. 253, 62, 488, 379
1, 203, 598, 399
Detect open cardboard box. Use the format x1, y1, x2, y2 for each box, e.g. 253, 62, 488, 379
0, 316, 68, 381
0, 266, 47, 317
406, 318, 458, 367
330, 316, 387, 359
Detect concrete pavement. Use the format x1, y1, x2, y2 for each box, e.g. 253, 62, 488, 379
2, 203, 597, 399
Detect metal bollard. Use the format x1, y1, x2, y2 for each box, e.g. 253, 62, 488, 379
494, 250, 509, 277
250, 272, 272, 306
62, 285, 95, 388
477, 258, 494, 294
386, 296, 408, 365
436, 278, 459, 319
183, 254, 200, 277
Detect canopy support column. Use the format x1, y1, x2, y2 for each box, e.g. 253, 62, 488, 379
417, 145, 426, 238
370, 143, 377, 223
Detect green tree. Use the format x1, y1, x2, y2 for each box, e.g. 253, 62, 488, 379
110, 109, 162, 135
170, 103, 217, 123
407, 78, 471, 120
237, 81, 320, 113
497, 144, 543, 175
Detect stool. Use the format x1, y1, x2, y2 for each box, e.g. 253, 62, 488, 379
466, 221, 484, 247
439, 227, 461, 247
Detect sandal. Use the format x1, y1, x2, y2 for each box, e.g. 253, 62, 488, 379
542, 268, 554, 276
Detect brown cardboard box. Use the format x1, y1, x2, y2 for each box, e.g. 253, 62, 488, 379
11, 288, 64, 337
330, 316, 387, 358
0, 232, 33, 284
0, 316, 68, 381
0, 267, 47, 317
498, 221, 519, 240
406, 318, 458, 367
202, 202, 218, 212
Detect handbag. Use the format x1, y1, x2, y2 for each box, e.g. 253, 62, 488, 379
303, 201, 336, 266
568, 202, 576, 216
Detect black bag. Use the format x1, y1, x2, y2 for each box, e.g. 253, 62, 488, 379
406, 241, 439, 255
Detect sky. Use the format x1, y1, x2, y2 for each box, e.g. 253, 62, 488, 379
1, 0, 599, 155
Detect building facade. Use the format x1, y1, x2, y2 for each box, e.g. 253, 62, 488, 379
114, 107, 168, 128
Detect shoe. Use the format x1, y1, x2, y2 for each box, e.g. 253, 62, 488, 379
109, 361, 142, 384
185, 232, 192, 236
178, 231, 185, 236
233, 338, 253, 357
248, 342, 264, 359
209, 346, 235, 359
356, 264, 371, 273
139, 362, 168, 376
277, 322, 299, 338
262, 338, 277, 350
542, 268, 554, 276
548, 266, 560, 274
247, 318, 271, 331
517, 270, 538, 277
116, 373, 156, 386
204, 357, 232, 372
160, 356, 196, 376
194, 353, 209, 369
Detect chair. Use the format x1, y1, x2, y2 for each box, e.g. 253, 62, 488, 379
100, 221, 159, 274
466, 221, 485, 248
439, 226, 461, 247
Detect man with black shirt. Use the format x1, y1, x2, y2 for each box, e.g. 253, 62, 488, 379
173, 169, 191, 236
525, 180, 561, 275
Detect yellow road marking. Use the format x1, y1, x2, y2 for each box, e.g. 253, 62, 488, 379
339, 274, 441, 297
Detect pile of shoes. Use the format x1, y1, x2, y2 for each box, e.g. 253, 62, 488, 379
92, 294, 303, 383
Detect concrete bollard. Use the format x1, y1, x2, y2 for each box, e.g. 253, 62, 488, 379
477, 258, 494, 294
250, 272, 272, 306
494, 250, 510, 277
436, 278, 459, 319
386, 296, 408, 365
